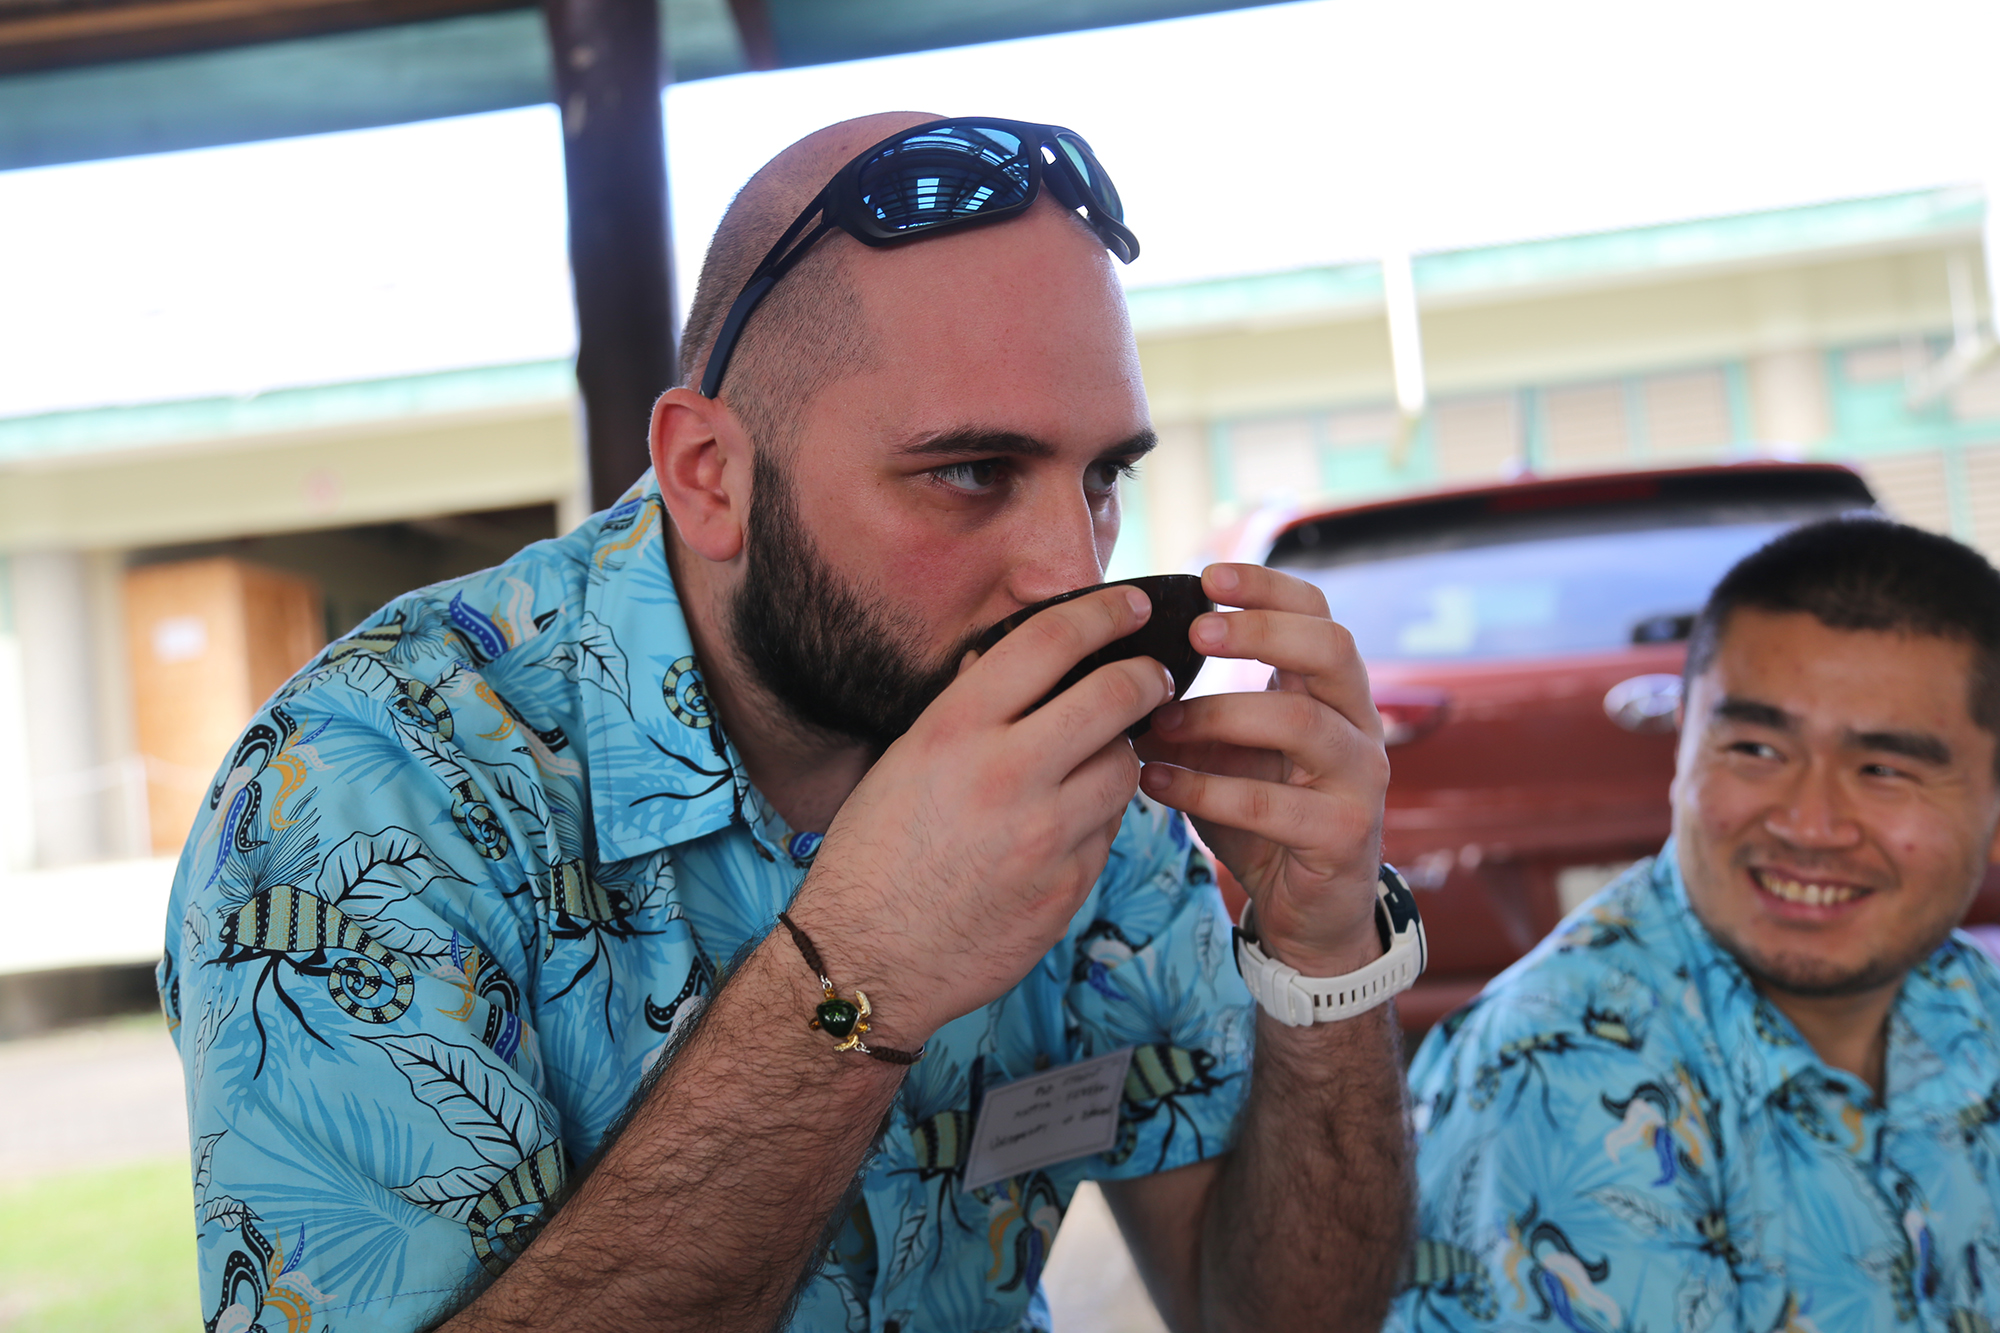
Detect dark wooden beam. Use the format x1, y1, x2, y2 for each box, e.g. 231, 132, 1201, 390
0, 0, 530, 75
543, 0, 676, 512
723, 0, 775, 70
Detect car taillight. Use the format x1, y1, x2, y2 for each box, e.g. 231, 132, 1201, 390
1376, 686, 1449, 746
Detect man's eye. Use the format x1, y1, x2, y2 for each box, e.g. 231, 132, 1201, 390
1086, 459, 1139, 495
934, 460, 1004, 493
1727, 741, 1780, 760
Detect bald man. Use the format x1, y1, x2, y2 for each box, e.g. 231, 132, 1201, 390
161, 114, 1411, 1333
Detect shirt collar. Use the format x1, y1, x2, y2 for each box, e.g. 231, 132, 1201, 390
1658, 844, 2000, 1113
577, 471, 750, 864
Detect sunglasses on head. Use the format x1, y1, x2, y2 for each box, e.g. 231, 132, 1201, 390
697, 116, 1140, 400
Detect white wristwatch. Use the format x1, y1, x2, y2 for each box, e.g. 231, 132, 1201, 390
1233, 865, 1428, 1026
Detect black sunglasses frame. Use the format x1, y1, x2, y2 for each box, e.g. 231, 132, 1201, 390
697, 117, 1139, 400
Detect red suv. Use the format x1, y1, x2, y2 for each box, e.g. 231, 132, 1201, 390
1208, 462, 1987, 1035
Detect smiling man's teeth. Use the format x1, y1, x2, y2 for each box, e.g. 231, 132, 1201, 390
1757, 872, 1863, 906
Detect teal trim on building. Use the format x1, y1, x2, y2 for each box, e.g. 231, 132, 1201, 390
1519, 387, 1547, 472
1200, 331, 2000, 523
1622, 379, 1649, 457
1818, 338, 2000, 456
1125, 262, 1386, 334
0, 359, 577, 466
1413, 188, 1984, 300
1723, 361, 1754, 452
1125, 187, 1985, 338
1207, 420, 1237, 507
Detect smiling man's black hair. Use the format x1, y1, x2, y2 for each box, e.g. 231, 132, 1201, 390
1685, 514, 2000, 756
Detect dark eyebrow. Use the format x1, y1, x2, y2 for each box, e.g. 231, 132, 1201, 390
1846, 728, 1952, 767
895, 428, 1158, 463
1713, 698, 1795, 730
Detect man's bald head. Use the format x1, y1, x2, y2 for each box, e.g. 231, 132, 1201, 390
678, 112, 937, 452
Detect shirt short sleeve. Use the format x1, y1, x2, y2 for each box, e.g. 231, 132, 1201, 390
159, 651, 567, 1333
1388, 989, 1730, 1332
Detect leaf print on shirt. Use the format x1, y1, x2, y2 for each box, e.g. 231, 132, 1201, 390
542, 613, 631, 713
1501, 1201, 1620, 1333
371, 1033, 539, 1155
1470, 1030, 1593, 1127
316, 827, 468, 923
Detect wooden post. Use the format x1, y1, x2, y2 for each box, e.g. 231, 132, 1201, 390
543, 0, 676, 513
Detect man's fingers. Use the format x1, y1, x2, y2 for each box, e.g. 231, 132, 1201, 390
1057, 733, 1145, 825
968, 584, 1154, 720
1139, 762, 1374, 855
1203, 562, 1329, 618
1190, 608, 1378, 737
1149, 690, 1364, 778
1023, 656, 1175, 780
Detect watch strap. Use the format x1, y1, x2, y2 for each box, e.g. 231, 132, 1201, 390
1233, 865, 1427, 1026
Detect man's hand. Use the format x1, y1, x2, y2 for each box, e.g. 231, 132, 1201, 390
1135, 563, 1389, 975
788, 583, 1176, 1044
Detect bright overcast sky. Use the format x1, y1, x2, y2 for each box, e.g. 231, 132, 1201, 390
2, 0, 1996, 419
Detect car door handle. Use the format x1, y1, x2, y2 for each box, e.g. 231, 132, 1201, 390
1603, 673, 1681, 733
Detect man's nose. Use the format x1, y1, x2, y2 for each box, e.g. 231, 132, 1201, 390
1003, 485, 1108, 607
1764, 760, 1863, 849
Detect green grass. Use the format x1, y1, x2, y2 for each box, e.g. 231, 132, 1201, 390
0, 1158, 198, 1331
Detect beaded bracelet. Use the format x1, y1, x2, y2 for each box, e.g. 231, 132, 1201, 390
777, 912, 925, 1065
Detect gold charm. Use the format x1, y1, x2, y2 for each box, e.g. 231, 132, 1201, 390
831, 990, 873, 1052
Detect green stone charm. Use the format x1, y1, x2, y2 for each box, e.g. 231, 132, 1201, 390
814, 997, 860, 1039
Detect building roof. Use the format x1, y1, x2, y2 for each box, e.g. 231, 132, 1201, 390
0, 360, 574, 467
3, 184, 1982, 464
1126, 185, 1986, 338
0, 0, 1284, 170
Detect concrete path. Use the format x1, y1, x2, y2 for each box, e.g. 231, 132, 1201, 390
1042, 1182, 1171, 1333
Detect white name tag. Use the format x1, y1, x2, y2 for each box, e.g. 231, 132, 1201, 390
961, 1046, 1134, 1192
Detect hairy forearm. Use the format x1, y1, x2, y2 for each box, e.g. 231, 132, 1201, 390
1201, 1005, 1413, 1332
442, 936, 907, 1332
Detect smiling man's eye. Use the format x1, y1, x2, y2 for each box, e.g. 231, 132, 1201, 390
934, 459, 1004, 493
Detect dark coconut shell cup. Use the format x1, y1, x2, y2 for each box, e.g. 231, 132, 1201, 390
972, 573, 1214, 737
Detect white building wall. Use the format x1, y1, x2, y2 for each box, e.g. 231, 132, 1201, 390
9, 550, 144, 867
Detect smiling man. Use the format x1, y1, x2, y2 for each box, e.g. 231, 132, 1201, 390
161, 114, 1414, 1333
1391, 515, 2000, 1331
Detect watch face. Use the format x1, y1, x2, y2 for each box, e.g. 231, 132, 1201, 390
1379, 865, 1421, 935
1377, 864, 1424, 967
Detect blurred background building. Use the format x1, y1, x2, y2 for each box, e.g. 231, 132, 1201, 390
5, 177, 1993, 909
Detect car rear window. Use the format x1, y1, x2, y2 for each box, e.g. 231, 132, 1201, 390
1269, 490, 1869, 663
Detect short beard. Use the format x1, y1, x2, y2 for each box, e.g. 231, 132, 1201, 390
1702, 852, 1961, 999
1716, 933, 1945, 1000
729, 448, 971, 751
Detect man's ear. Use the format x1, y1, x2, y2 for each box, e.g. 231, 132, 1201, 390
651, 387, 751, 564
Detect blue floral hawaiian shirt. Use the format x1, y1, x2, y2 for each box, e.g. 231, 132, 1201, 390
158, 472, 1253, 1333
1391, 846, 2000, 1332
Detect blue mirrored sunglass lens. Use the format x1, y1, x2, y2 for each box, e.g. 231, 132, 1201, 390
856, 130, 1034, 230
1055, 135, 1123, 221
